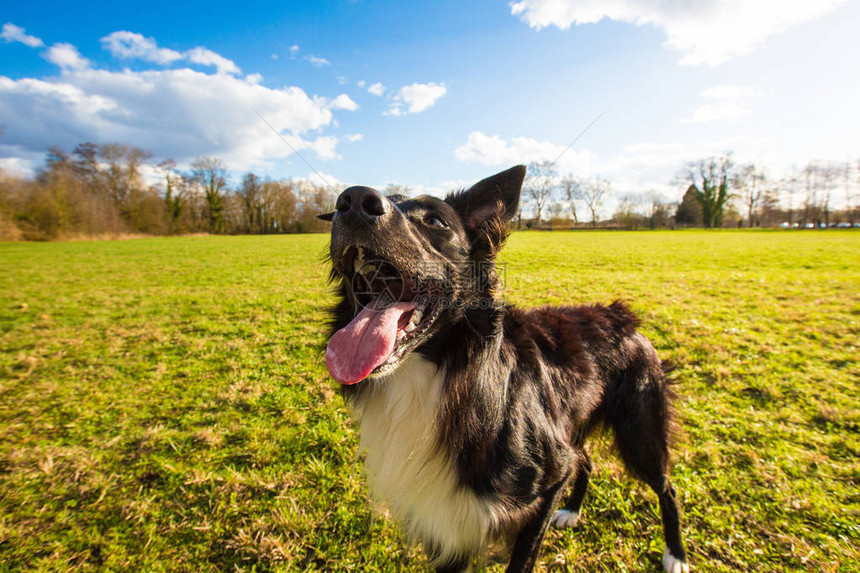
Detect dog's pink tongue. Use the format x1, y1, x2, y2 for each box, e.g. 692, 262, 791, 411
326, 299, 416, 385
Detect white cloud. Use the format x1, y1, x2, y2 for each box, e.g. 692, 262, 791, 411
100, 31, 182, 65
289, 45, 300, 57
699, 85, 764, 100
99, 31, 241, 76
367, 82, 386, 96
43, 43, 90, 70
407, 180, 474, 198
357, 80, 366, 88
324, 94, 359, 111
455, 133, 743, 217
0, 76, 117, 115
386, 82, 447, 115
510, 0, 849, 65
599, 142, 695, 198
277, 128, 362, 163
595, 138, 758, 200
289, 134, 340, 160
0, 51, 360, 171
306, 55, 330, 67
0, 144, 44, 177
454, 131, 597, 173
682, 84, 765, 124
245, 73, 263, 85
1, 23, 43, 48
452, 133, 722, 207
0, 155, 35, 176
297, 170, 341, 190
683, 104, 746, 125
186, 47, 241, 75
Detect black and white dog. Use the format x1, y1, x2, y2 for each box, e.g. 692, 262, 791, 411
319, 166, 689, 572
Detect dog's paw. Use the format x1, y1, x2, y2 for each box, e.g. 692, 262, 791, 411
550, 509, 580, 529
662, 549, 689, 573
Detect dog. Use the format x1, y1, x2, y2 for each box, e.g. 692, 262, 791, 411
319, 165, 689, 573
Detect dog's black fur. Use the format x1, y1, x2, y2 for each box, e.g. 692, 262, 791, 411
321, 166, 689, 572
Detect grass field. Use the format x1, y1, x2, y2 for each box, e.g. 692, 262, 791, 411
1, 230, 858, 572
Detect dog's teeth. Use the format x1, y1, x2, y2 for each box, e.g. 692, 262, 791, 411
409, 310, 423, 326
402, 310, 423, 334
351, 246, 366, 272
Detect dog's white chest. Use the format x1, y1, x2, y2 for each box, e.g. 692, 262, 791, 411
350, 355, 493, 564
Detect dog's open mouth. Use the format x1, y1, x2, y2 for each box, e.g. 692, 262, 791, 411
326, 245, 445, 385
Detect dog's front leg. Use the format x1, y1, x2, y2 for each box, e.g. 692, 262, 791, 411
505, 472, 572, 573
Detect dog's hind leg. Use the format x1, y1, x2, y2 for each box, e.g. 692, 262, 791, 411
616, 429, 688, 572
609, 340, 689, 572
654, 478, 688, 573
551, 449, 591, 529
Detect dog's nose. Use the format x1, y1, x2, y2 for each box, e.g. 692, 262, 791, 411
335, 186, 391, 220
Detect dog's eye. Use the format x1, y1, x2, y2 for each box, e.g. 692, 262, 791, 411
424, 214, 447, 229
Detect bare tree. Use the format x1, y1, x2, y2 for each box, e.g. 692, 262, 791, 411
267, 180, 298, 233
547, 201, 565, 225
383, 183, 412, 198
614, 194, 640, 230
645, 190, 670, 229
295, 180, 335, 233
819, 163, 839, 227
157, 159, 184, 233
191, 157, 228, 234
72, 143, 101, 188
802, 162, 823, 226
524, 161, 557, 228
0, 168, 25, 240
849, 160, 859, 224
561, 175, 582, 225
841, 161, 855, 225
734, 163, 766, 228
581, 177, 610, 228
758, 186, 782, 227
780, 168, 801, 226
99, 143, 151, 213
238, 172, 264, 233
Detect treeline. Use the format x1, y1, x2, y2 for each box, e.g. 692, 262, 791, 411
2, 144, 858, 241
519, 156, 859, 230
0, 143, 335, 241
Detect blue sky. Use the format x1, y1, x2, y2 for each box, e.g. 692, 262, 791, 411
2, 0, 859, 203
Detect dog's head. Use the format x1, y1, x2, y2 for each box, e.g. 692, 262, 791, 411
321, 165, 525, 385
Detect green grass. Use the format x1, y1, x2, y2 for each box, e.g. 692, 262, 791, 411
0, 230, 857, 572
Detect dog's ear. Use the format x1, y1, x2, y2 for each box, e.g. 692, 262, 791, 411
317, 212, 335, 222
446, 165, 525, 250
